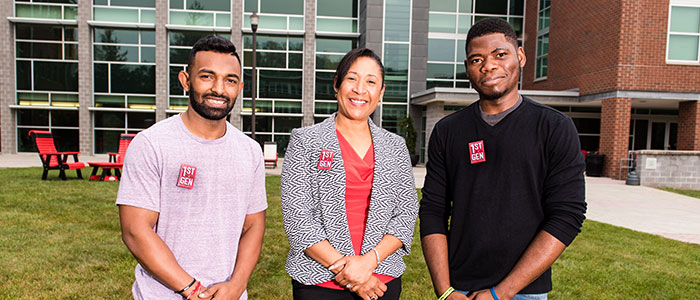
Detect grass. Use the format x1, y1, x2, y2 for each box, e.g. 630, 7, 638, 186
660, 187, 700, 199
1, 167, 699, 299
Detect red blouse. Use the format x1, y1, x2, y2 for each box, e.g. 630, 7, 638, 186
317, 130, 394, 290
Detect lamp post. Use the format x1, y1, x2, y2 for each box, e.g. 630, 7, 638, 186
250, 12, 259, 141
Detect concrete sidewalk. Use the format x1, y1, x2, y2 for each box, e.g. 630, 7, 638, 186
584, 176, 700, 244
2, 154, 699, 244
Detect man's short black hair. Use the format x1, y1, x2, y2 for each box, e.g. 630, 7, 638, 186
188, 35, 241, 71
465, 18, 519, 52
334, 47, 385, 90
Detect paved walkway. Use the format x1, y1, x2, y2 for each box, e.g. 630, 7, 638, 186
1, 154, 699, 244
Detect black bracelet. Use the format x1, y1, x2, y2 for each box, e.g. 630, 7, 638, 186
174, 278, 197, 294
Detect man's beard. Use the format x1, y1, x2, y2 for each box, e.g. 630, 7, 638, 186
189, 89, 234, 120
475, 67, 522, 101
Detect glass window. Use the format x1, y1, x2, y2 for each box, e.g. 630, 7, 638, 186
428, 39, 456, 62
18, 109, 49, 126
16, 24, 79, 105
274, 117, 302, 132
111, 65, 156, 94
383, 80, 408, 103
186, 0, 230, 11
667, 6, 700, 63
245, 0, 304, 31
381, 104, 408, 133
258, 70, 302, 99
16, 23, 63, 41
16, 61, 32, 91
314, 101, 337, 114
109, 0, 155, 7
536, 0, 550, 79
94, 130, 123, 154
16, 108, 79, 152
242, 115, 272, 132
475, 0, 508, 14
128, 112, 156, 129
274, 134, 291, 157
15, 0, 78, 20
318, 0, 358, 17
34, 62, 78, 92
51, 110, 79, 127
317, 38, 356, 53
385, 0, 411, 42
536, 33, 549, 78
315, 72, 336, 100
260, 0, 302, 15
169, 0, 231, 27
384, 44, 409, 78
429, 13, 457, 33
428, 1, 524, 88
572, 118, 600, 135
427, 63, 455, 79
670, 6, 700, 32
430, 0, 457, 12
274, 101, 302, 114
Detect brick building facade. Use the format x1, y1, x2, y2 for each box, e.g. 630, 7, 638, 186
414, 0, 700, 179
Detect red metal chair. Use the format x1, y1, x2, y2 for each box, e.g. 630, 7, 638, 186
87, 133, 137, 181
29, 130, 85, 180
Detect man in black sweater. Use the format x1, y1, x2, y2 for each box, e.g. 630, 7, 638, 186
419, 18, 586, 300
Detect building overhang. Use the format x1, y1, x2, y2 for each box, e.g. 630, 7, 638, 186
410, 88, 581, 107
411, 88, 700, 110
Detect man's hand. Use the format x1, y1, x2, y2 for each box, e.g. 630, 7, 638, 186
467, 288, 509, 300
349, 276, 387, 300
446, 291, 469, 300
330, 254, 377, 287
179, 282, 211, 300
196, 281, 246, 300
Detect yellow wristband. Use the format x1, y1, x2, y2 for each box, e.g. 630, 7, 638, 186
438, 286, 455, 300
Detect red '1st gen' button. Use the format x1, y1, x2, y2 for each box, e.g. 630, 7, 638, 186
177, 164, 197, 189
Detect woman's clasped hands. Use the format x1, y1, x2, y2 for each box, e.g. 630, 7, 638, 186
330, 254, 387, 300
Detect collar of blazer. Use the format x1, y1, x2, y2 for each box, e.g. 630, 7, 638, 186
314, 112, 395, 254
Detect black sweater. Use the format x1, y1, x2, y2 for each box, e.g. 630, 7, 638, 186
419, 96, 586, 294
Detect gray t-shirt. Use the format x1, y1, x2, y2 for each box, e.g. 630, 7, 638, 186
479, 96, 523, 126
116, 115, 267, 300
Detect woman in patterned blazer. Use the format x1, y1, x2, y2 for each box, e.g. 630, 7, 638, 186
281, 48, 419, 300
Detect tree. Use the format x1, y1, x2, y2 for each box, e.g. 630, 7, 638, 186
397, 115, 417, 156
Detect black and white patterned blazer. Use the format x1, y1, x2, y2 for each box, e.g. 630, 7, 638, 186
280, 113, 419, 285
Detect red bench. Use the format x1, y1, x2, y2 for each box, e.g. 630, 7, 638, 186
87, 133, 137, 181
29, 130, 85, 180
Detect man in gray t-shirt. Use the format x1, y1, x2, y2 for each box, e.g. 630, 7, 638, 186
117, 35, 266, 300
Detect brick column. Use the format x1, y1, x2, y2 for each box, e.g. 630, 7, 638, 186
599, 97, 631, 178
230, 0, 243, 129
155, 0, 168, 122
678, 101, 700, 150
0, 1, 15, 153
78, 1, 93, 154
301, 0, 316, 127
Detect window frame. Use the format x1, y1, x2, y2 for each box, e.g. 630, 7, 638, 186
666, 2, 700, 65
535, 0, 550, 80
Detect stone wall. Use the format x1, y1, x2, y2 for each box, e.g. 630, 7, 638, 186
636, 150, 700, 190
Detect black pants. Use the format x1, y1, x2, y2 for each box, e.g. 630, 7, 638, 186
292, 277, 402, 300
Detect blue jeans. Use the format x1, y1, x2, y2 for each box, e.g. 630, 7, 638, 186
455, 289, 548, 300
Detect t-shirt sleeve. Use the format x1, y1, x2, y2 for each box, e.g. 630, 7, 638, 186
116, 134, 162, 212
246, 140, 268, 214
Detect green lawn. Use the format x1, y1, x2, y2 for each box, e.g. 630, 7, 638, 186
660, 187, 700, 200
1, 167, 699, 299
